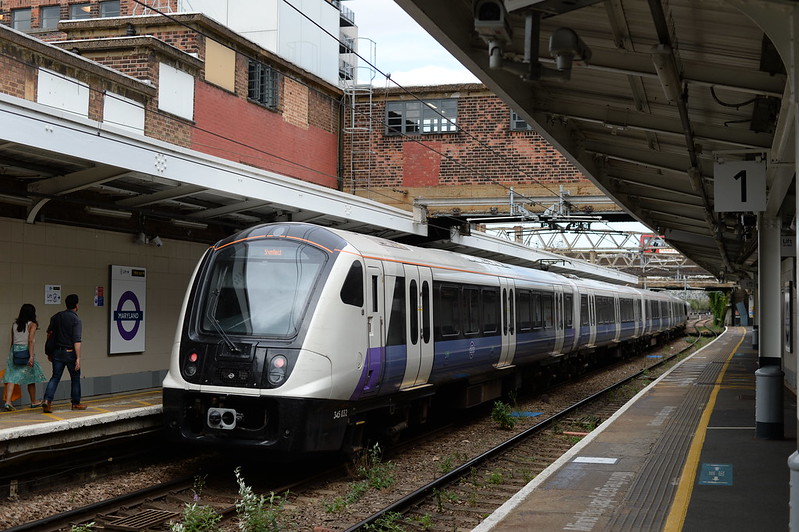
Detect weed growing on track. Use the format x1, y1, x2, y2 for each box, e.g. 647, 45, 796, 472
324, 444, 397, 513
170, 475, 222, 532
235, 467, 288, 532
170, 503, 222, 532
71, 523, 95, 532
362, 511, 404, 531
437, 451, 468, 474
486, 470, 504, 484
491, 400, 517, 430
433, 487, 460, 511
360, 444, 397, 490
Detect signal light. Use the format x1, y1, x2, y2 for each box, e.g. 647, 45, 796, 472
189, 352, 198, 362
268, 354, 288, 385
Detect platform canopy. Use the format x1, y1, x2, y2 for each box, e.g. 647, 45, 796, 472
395, 0, 794, 282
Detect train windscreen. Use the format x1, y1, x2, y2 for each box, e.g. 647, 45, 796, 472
199, 239, 328, 338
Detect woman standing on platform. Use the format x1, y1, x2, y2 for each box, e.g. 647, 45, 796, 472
4, 303, 46, 411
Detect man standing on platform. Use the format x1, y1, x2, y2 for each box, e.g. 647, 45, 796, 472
42, 294, 86, 413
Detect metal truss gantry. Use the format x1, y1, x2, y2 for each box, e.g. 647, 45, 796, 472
487, 224, 722, 288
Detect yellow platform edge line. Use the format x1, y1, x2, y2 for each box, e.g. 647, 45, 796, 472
663, 327, 747, 531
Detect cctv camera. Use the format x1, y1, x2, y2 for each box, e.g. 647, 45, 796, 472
151, 236, 163, 247
549, 27, 591, 71
473, 0, 512, 44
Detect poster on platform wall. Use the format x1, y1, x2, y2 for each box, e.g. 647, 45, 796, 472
109, 265, 146, 355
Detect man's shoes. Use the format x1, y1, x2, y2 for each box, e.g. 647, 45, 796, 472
42, 402, 52, 413
71, 403, 87, 410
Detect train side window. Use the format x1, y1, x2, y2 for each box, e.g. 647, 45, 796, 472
409, 280, 419, 345
502, 288, 507, 334
580, 295, 589, 326
340, 261, 364, 307
602, 296, 613, 323
542, 293, 554, 329
464, 287, 480, 336
421, 281, 431, 343
435, 284, 461, 338
622, 298, 634, 322
386, 277, 406, 346
508, 289, 514, 334
517, 290, 532, 331
564, 294, 573, 328
483, 288, 499, 334
371, 275, 379, 312
532, 293, 542, 329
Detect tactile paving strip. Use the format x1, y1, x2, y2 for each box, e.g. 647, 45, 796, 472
604, 329, 744, 531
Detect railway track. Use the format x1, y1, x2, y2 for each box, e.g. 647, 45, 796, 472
6, 324, 716, 531
339, 322, 717, 531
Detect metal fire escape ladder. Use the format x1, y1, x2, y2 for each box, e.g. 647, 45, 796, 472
343, 38, 377, 196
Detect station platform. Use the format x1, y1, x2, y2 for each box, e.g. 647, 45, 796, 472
475, 326, 797, 532
0, 389, 161, 462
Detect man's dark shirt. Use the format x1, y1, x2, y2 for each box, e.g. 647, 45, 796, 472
48, 309, 82, 349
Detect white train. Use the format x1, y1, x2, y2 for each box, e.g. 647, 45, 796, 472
162, 222, 688, 456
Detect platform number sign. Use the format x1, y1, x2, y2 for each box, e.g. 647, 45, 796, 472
713, 160, 766, 212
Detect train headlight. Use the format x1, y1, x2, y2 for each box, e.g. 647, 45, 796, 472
267, 355, 288, 386
184, 352, 200, 378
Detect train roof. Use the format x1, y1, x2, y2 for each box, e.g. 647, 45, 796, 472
221, 223, 682, 303
329, 226, 681, 302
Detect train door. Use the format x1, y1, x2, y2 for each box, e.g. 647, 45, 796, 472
400, 264, 433, 389
360, 260, 385, 396
614, 296, 621, 342
588, 293, 597, 346
633, 295, 641, 337
563, 289, 576, 352
498, 278, 516, 367
553, 286, 565, 354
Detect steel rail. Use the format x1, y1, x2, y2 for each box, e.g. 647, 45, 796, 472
344, 327, 708, 531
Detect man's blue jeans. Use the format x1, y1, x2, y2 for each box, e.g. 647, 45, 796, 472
44, 348, 81, 405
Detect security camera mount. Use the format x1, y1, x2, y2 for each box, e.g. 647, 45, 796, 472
473, 2, 591, 82
524, 12, 591, 81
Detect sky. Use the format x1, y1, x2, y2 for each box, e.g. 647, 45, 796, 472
346, 0, 480, 87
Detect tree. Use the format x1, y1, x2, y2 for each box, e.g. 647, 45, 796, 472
708, 291, 729, 326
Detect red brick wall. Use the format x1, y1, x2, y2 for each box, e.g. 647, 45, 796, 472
403, 141, 441, 187
0, 44, 34, 98
83, 50, 155, 83
344, 91, 588, 190
192, 81, 339, 188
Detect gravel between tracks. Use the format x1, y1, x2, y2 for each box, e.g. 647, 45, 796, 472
1, 336, 696, 530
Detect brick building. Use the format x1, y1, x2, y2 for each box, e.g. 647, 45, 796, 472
0, 6, 345, 236
1, 0, 617, 229
343, 83, 619, 222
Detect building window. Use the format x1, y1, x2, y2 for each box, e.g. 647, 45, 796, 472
248, 60, 279, 110
99, 1, 121, 17
386, 99, 457, 135
70, 3, 92, 19
11, 8, 32, 31
510, 110, 533, 131
40, 6, 61, 29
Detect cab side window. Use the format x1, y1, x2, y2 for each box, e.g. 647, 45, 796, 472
340, 261, 364, 307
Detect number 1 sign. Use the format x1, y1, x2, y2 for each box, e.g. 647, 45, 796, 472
713, 160, 766, 212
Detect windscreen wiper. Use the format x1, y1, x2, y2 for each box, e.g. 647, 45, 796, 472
207, 288, 241, 353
